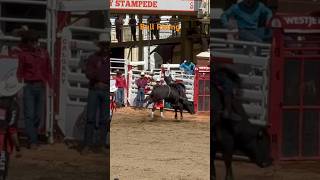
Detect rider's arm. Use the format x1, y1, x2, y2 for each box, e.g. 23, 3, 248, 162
221, 5, 236, 28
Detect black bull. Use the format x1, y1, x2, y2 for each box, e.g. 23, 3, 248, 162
144, 83, 195, 119
212, 68, 273, 180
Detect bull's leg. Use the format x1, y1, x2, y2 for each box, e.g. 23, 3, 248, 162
174, 108, 178, 119
145, 100, 153, 109
160, 107, 164, 118
220, 129, 235, 180
179, 105, 183, 120
151, 107, 155, 119
223, 153, 234, 180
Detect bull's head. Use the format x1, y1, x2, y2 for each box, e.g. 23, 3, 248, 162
181, 99, 195, 114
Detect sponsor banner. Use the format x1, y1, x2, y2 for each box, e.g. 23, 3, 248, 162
271, 15, 320, 29
110, 0, 196, 12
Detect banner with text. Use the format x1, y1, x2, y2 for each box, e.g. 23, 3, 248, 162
110, 0, 197, 12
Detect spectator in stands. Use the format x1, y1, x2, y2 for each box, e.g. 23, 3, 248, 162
169, 16, 179, 37
148, 16, 155, 40
115, 15, 124, 42
221, 0, 273, 43
129, 15, 137, 41
82, 33, 110, 153
154, 15, 161, 40
115, 71, 126, 107
151, 78, 165, 118
16, 29, 53, 150
135, 72, 148, 108
180, 60, 196, 75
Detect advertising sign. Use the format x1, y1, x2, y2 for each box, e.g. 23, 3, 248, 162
270, 15, 320, 29
110, 0, 196, 12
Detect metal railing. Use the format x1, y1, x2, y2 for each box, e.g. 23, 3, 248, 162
210, 29, 271, 126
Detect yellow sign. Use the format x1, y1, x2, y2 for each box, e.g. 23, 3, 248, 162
139, 23, 181, 32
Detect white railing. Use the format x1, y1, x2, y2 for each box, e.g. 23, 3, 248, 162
211, 31, 271, 126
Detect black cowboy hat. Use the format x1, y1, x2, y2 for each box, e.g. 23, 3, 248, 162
18, 29, 40, 44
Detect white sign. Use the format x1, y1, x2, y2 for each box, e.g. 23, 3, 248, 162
110, 0, 196, 12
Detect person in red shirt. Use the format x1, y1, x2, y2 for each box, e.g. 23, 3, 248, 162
115, 71, 126, 107
16, 29, 52, 149
82, 33, 109, 152
135, 72, 148, 108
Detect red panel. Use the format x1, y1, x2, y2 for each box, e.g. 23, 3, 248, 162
269, 15, 320, 161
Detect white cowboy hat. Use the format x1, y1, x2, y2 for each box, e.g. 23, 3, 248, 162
156, 77, 161, 82
0, 75, 24, 97
140, 72, 145, 76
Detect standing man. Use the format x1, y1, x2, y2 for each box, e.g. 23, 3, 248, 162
16, 29, 52, 149
147, 16, 154, 40
115, 15, 124, 42
135, 72, 148, 108
169, 16, 178, 37
180, 60, 196, 75
154, 15, 161, 40
83, 33, 109, 152
115, 71, 126, 107
129, 15, 137, 41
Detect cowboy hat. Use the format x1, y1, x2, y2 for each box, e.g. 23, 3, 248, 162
0, 75, 24, 97
20, 29, 40, 43
140, 72, 145, 76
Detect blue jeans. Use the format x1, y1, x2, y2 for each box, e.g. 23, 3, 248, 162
116, 88, 125, 105
23, 83, 45, 144
136, 89, 145, 107
84, 89, 108, 147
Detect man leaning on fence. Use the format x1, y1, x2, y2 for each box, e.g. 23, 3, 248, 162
82, 33, 110, 153
221, 0, 273, 43
16, 29, 53, 150
135, 72, 148, 108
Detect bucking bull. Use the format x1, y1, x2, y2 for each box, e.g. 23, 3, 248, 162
212, 67, 273, 180
144, 75, 195, 119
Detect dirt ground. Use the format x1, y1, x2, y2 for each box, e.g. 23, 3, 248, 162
215, 160, 320, 180
8, 143, 108, 180
110, 107, 210, 180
